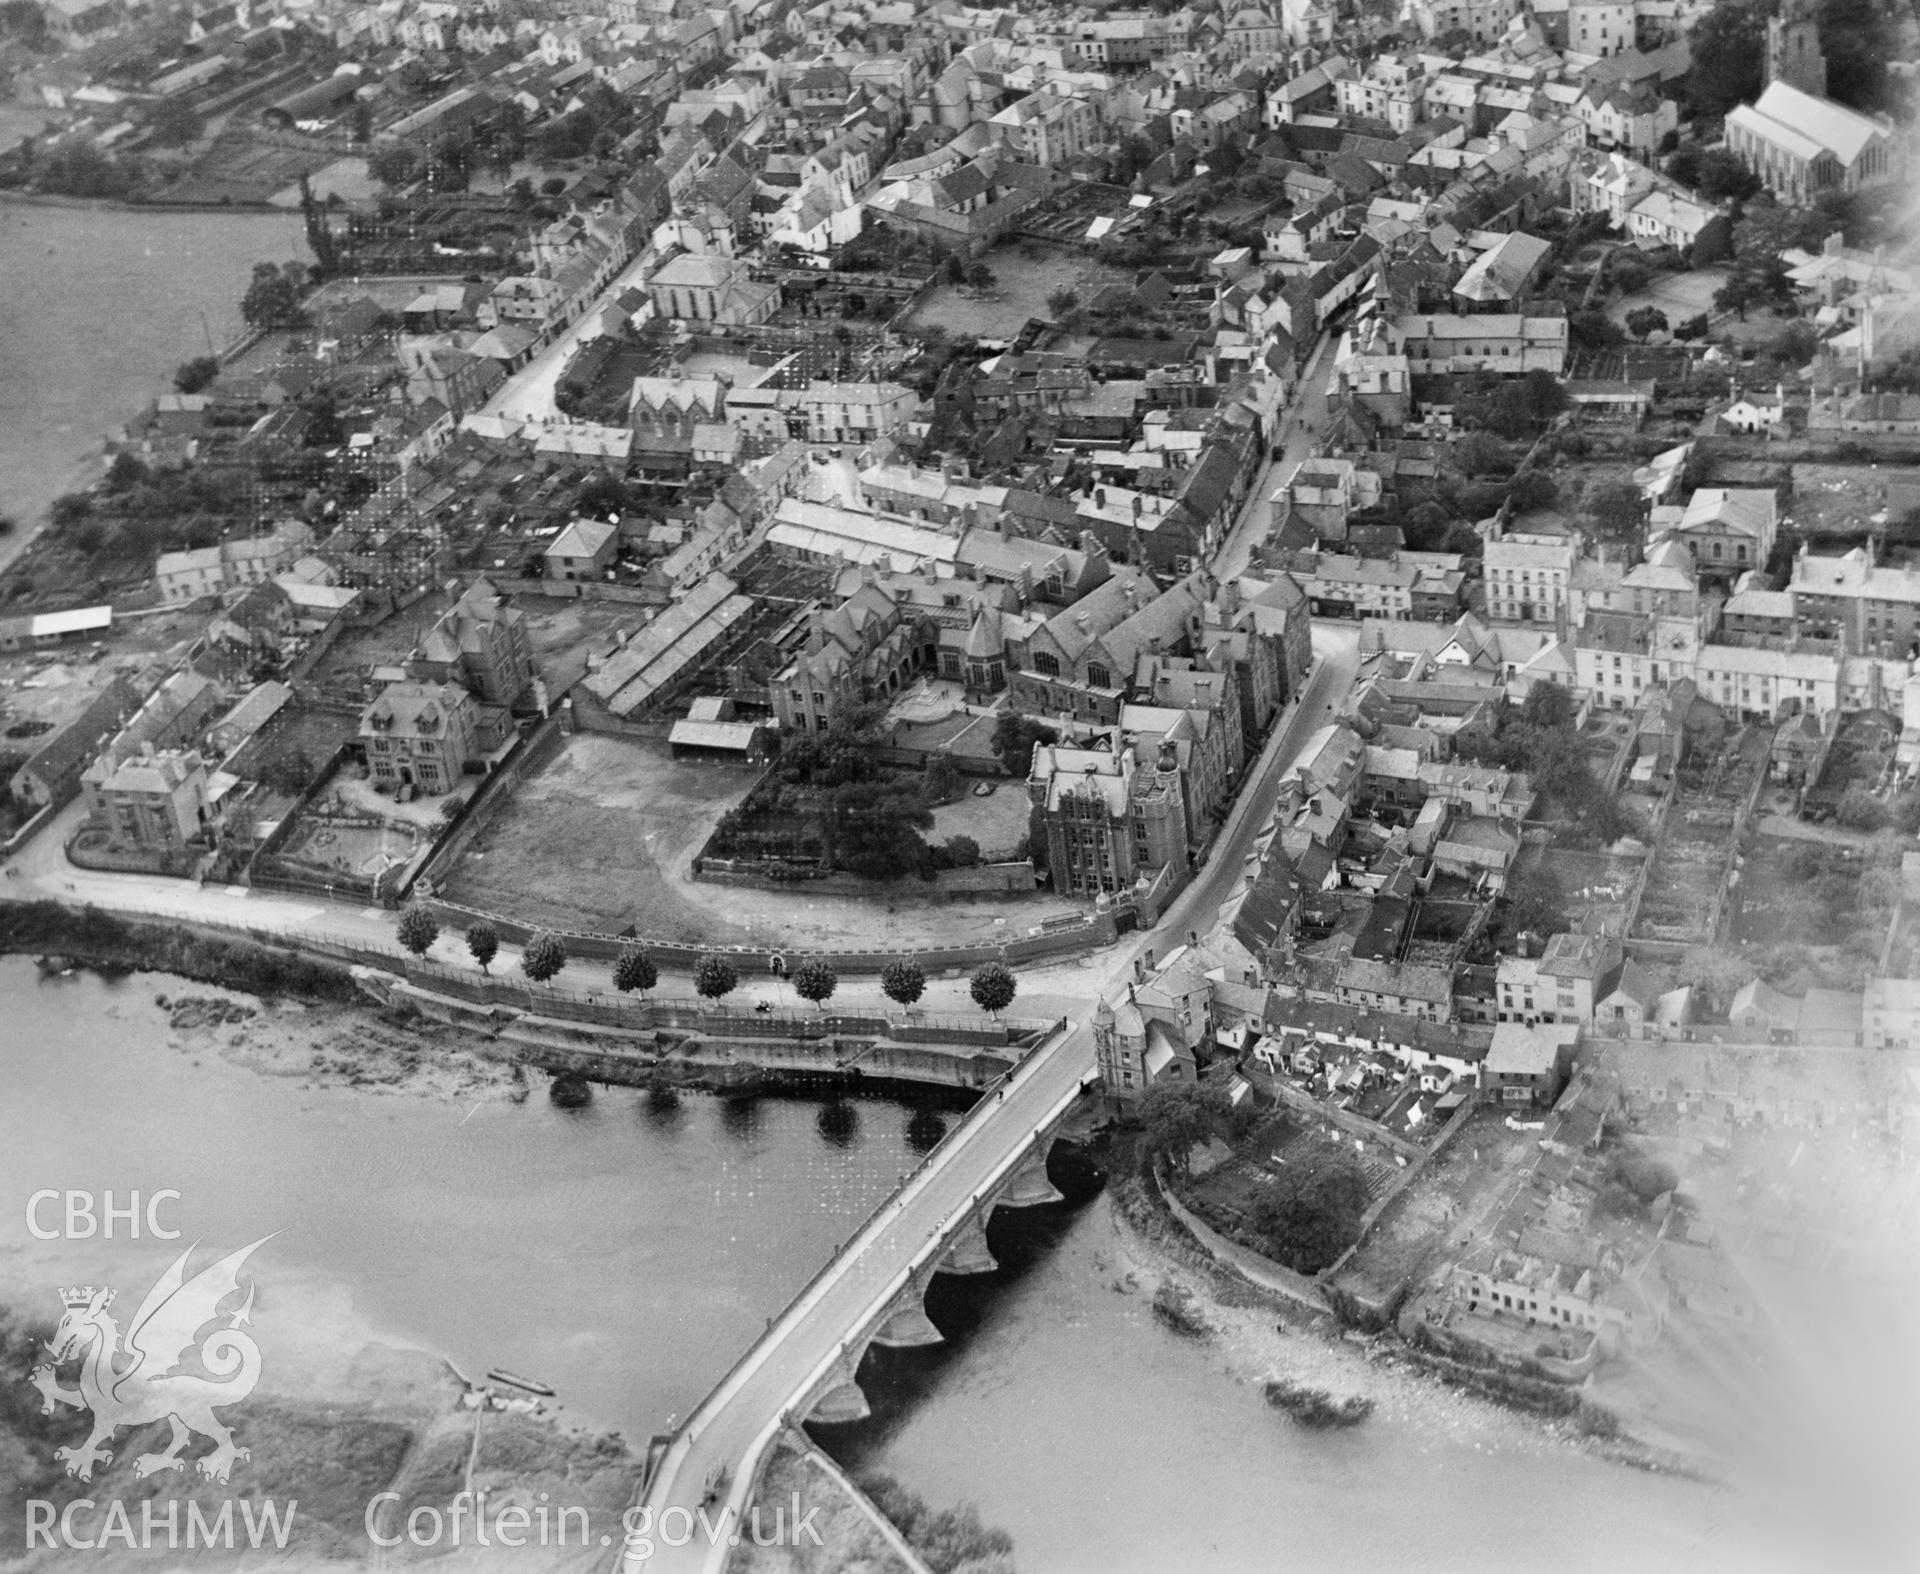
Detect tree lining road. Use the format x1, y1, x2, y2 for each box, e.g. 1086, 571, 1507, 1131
619, 626, 1359, 1574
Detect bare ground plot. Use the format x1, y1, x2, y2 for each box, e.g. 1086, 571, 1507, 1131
270, 157, 381, 207
442, 734, 753, 939
442, 734, 1081, 948
1333, 1112, 1534, 1305
0, 606, 206, 738
514, 594, 646, 694
1789, 464, 1920, 539
1632, 732, 1767, 948
901, 243, 1129, 340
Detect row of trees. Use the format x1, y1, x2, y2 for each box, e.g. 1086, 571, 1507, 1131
394, 906, 1020, 1013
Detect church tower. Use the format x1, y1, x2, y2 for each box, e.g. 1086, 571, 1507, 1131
1766, 0, 1826, 97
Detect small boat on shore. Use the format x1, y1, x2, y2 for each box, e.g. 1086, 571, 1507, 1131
486, 1367, 554, 1397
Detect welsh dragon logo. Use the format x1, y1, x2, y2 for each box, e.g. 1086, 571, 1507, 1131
30, 1236, 275, 1485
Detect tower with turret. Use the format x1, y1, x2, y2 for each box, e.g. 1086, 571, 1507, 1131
1766, 0, 1826, 98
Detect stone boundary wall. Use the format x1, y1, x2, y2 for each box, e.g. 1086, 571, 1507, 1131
404, 714, 565, 901
1151, 1160, 1332, 1315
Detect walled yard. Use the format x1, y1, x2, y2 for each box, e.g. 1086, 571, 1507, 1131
441, 733, 756, 939
900, 241, 1129, 341
440, 733, 1077, 950
222, 700, 361, 826
256, 757, 432, 897
1181, 1118, 1399, 1262
1630, 724, 1767, 950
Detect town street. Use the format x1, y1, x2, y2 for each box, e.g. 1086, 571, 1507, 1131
1216, 329, 1337, 582
479, 241, 659, 425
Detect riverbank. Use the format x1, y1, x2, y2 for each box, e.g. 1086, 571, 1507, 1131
0, 900, 361, 1003
0, 188, 284, 214
2, 1286, 645, 1573
1103, 1158, 1710, 1484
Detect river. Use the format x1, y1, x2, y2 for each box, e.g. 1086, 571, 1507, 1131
0, 200, 306, 563
0, 960, 925, 1441
0, 962, 1770, 1574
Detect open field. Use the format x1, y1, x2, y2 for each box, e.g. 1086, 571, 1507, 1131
901, 242, 1129, 340
442, 732, 1081, 948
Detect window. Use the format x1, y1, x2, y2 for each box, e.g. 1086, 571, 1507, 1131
1033, 651, 1060, 677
